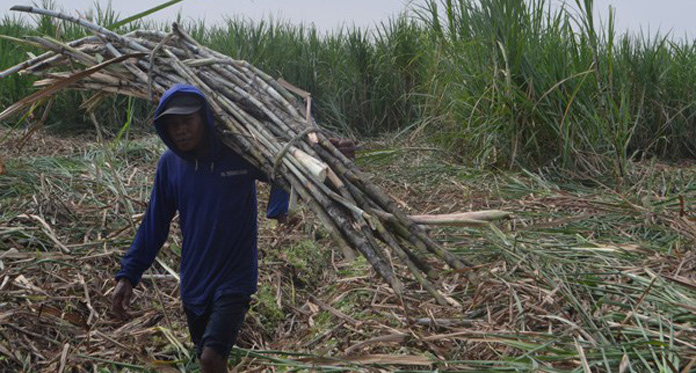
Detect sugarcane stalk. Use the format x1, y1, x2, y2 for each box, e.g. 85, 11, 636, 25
408, 211, 511, 226
45, 82, 148, 99
269, 135, 395, 276
365, 208, 437, 270
209, 87, 323, 195
289, 148, 327, 181
199, 68, 299, 139
28, 36, 99, 67
411, 210, 512, 223
317, 149, 432, 271
101, 42, 166, 95
36, 70, 140, 89
0, 52, 147, 121
172, 29, 306, 135
372, 219, 449, 306
0, 35, 98, 78
312, 142, 470, 269
194, 74, 326, 189
315, 138, 471, 269
23, 44, 108, 76
282, 158, 402, 292
174, 25, 305, 121
283, 155, 400, 281
148, 31, 176, 100
132, 37, 188, 59
11, 6, 150, 53
287, 178, 356, 262
393, 234, 437, 279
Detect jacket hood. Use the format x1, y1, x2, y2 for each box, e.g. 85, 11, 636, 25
154, 84, 221, 161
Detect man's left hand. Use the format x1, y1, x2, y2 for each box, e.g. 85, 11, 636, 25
277, 213, 300, 228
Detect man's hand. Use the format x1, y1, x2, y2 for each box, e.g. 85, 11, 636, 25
276, 213, 300, 229
329, 138, 356, 160
111, 278, 133, 321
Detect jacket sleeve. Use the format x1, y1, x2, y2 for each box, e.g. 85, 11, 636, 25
246, 161, 290, 219
266, 185, 289, 219
116, 158, 176, 286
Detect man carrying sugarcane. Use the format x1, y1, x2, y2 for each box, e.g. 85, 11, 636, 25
110, 84, 291, 373
110, 84, 354, 372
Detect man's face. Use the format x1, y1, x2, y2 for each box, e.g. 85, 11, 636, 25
164, 111, 206, 152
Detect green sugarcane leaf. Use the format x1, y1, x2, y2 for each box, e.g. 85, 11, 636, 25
109, 0, 185, 30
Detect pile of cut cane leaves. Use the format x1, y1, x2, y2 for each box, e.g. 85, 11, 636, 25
1, 129, 695, 371
0, 5, 504, 305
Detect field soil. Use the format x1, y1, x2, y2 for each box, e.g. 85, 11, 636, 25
0, 128, 694, 372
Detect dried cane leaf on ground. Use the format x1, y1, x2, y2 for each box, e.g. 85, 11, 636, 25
0, 128, 694, 371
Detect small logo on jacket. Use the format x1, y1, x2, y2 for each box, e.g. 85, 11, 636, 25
221, 170, 248, 177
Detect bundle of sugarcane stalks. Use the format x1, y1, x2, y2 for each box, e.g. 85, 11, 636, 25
0, 6, 508, 305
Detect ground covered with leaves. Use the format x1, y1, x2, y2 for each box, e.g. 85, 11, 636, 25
0, 128, 694, 372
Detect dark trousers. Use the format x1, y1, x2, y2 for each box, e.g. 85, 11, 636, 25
184, 294, 251, 358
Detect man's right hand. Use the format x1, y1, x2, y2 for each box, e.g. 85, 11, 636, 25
329, 138, 356, 160
111, 278, 133, 321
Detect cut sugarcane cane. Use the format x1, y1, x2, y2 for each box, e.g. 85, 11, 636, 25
0, 5, 492, 305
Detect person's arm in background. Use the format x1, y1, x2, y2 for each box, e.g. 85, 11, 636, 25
111, 158, 177, 320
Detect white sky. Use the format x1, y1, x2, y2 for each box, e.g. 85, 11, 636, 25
571, 0, 696, 39
0, 0, 411, 33
0, 0, 694, 39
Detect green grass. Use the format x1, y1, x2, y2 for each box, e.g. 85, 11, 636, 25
3, 0, 696, 175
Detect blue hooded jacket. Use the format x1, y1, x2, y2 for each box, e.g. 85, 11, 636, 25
116, 84, 289, 315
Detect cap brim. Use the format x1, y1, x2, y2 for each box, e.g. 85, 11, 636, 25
154, 104, 202, 121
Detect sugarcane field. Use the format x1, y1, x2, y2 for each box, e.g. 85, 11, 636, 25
1, 0, 695, 372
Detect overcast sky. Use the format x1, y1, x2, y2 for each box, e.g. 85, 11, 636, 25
0, 0, 694, 39
576, 0, 696, 39
0, 0, 410, 32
